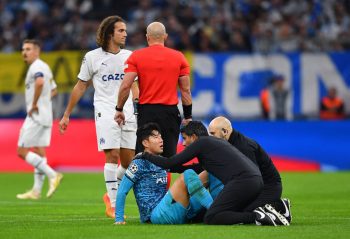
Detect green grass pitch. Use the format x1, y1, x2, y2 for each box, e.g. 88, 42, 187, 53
0, 172, 349, 239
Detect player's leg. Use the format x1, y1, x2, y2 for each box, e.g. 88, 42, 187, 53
187, 170, 209, 220
151, 170, 212, 224
31, 147, 47, 196
95, 109, 122, 218
119, 126, 137, 189
17, 119, 62, 199
170, 169, 213, 211
103, 148, 120, 218
150, 191, 188, 224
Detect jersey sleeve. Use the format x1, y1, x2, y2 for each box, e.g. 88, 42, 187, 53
124, 53, 138, 73
31, 63, 45, 80
179, 53, 190, 76
77, 53, 93, 82
115, 176, 134, 222
115, 159, 144, 222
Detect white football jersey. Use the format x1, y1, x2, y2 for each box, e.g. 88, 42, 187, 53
78, 48, 135, 122
24, 58, 53, 126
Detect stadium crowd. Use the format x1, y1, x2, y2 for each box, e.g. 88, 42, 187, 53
1, 0, 350, 53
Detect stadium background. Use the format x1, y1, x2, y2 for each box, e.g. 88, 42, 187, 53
1, 0, 350, 172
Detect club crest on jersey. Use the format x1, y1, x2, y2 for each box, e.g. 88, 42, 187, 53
130, 163, 138, 173
99, 137, 105, 145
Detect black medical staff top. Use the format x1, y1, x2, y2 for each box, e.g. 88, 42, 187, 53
143, 136, 261, 184
228, 130, 281, 184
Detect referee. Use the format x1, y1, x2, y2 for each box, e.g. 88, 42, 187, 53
115, 21, 192, 158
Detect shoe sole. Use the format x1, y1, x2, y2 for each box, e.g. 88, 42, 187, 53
16, 195, 40, 200
265, 204, 290, 226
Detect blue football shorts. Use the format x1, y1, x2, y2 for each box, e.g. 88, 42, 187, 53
150, 191, 188, 224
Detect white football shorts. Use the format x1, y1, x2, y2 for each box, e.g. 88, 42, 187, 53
95, 109, 137, 151
17, 116, 52, 147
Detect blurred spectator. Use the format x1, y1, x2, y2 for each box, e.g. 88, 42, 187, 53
260, 75, 292, 120
1, 0, 350, 52
320, 87, 345, 120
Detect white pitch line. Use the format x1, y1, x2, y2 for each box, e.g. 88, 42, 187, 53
0, 201, 138, 207
0, 216, 139, 223
295, 217, 350, 220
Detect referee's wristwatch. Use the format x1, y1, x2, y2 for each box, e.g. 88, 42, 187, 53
115, 106, 123, 112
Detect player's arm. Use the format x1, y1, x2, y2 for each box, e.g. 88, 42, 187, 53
59, 79, 92, 134
179, 75, 192, 124
51, 88, 58, 98
143, 141, 200, 169
28, 75, 44, 117
115, 175, 134, 224
169, 163, 203, 174
131, 80, 139, 115
117, 72, 137, 110
115, 72, 137, 125
50, 79, 58, 98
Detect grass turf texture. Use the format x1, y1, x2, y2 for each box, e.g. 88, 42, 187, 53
0, 172, 349, 239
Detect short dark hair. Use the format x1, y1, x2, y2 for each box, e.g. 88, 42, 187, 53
136, 122, 162, 151
96, 15, 125, 51
23, 39, 41, 49
180, 121, 208, 137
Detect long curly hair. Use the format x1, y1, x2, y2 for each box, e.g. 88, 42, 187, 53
96, 16, 125, 51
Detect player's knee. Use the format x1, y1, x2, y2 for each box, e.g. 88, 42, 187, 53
17, 147, 26, 159
120, 159, 130, 169
178, 174, 185, 184
105, 150, 120, 164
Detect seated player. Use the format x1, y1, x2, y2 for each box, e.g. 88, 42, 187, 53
142, 121, 289, 226
114, 122, 213, 224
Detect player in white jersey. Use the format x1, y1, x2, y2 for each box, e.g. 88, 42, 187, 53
16, 39, 63, 200
59, 16, 138, 219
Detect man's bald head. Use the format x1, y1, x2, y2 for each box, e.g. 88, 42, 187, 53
146, 22, 167, 44
208, 116, 233, 140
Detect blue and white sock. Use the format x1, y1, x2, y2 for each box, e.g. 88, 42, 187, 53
184, 169, 213, 209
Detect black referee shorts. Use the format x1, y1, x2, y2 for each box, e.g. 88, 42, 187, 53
136, 104, 181, 157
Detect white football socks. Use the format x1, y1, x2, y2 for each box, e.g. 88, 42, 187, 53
25, 152, 56, 179
116, 165, 127, 187
32, 157, 47, 193
104, 163, 118, 208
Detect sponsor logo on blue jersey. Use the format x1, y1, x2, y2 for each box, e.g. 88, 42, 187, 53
156, 176, 167, 184
102, 73, 124, 81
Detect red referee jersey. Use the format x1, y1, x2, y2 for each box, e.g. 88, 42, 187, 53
124, 44, 190, 105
